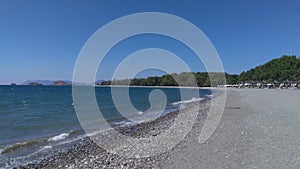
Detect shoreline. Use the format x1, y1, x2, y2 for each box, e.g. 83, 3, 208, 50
16, 99, 212, 169
8, 84, 300, 168
95, 85, 205, 89
1, 86, 216, 168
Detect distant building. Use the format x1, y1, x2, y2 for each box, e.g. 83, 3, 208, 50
222, 79, 300, 89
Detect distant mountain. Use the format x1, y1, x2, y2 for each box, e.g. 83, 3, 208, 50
19, 56, 299, 87
20, 80, 100, 86
21, 80, 55, 85
21, 80, 72, 86
52, 80, 72, 86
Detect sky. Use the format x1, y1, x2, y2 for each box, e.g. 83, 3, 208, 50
1, 0, 300, 84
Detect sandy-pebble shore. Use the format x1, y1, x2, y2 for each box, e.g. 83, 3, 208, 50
18, 99, 212, 169
18, 88, 300, 169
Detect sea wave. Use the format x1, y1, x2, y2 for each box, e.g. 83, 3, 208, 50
42, 145, 52, 149
1, 130, 78, 155
172, 97, 205, 106
111, 120, 139, 128
0, 130, 85, 168
48, 133, 69, 142
205, 94, 213, 98
1, 139, 46, 155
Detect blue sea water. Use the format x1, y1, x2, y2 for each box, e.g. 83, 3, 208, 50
0, 85, 211, 167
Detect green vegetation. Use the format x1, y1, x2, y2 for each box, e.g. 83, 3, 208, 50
239, 55, 300, 82
100, 55, 299, 86
100, 72, 225, 87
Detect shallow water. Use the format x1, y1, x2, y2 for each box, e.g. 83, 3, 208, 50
0, 85, 211, 167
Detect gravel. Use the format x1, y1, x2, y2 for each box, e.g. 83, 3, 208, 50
162, 88, 300, 169
17, 99, 212, 169
18, 88, 300, 169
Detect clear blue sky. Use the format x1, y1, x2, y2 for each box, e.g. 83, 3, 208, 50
1, 0, 299, 84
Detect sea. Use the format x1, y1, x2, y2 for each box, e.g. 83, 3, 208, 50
0, 85, 212, 168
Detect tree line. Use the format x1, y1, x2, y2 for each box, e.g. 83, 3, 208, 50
100, 55, 299, 87
238, 55, 300, 82
100, 72, 228, 87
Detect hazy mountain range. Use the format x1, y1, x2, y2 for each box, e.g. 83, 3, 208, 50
18, 80, 105, 86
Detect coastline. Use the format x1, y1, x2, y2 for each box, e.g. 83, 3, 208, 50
0, 86, 215, 168
95, 85, 203, 89
13, 88, 300, 168
18, 99, 212, 169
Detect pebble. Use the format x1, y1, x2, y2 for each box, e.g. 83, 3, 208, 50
17, 100, 212, 169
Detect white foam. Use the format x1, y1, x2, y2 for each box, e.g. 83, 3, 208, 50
113, 121, 125, 125
86, 130, 103, 137
205, 94, 213, 98
172, 97, 204, 106
137, 111, 143, 115
48, 133, 69, 142
43, 145, 52, 149
124, 121, 137, 126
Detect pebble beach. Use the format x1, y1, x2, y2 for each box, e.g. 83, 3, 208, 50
18, 99, 212, 169
17, 88, 300, 169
